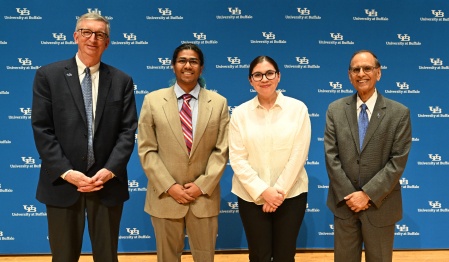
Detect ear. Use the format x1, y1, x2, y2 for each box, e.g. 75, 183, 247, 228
104, 37, 110, 49
377, 68, 382, 81
73, 31, 79, 44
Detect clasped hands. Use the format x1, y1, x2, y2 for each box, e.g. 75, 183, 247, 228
168, 183, 202, 204
344, 191, 371, 213
65, 168, 113, 192
261, 187, 286, 213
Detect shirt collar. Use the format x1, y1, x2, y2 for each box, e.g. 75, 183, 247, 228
174, 83, 201, 100
250, 90, 285, 110
357, 88, 378, 112
75, 53, 100, 76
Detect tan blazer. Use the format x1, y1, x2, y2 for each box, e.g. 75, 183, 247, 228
138, 86, 229, 219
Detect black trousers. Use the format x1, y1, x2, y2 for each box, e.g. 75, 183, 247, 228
46, 192, 123, 262
238, 192, 307, 262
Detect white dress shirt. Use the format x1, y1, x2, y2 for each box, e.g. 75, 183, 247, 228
357, 88, 378, 121
61, 55, 102, 180
229, 92, 311, 204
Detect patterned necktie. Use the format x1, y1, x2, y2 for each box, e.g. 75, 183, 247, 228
81, 67, 95, 169
358, 103, 369, 150
180, 94, 193, 154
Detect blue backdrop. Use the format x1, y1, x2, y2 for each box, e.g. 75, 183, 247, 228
1, 0, 448, 254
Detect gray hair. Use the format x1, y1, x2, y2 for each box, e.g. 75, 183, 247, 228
75, 12, 110, 35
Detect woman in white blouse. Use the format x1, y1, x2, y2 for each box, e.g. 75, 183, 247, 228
229, 56, 311, 262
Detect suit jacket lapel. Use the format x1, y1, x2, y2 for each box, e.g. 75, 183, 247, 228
162, 87, 189, 155
65, 58, 87, 125
344, 94, 361, 152
362, 93, 386, 151
95, 62, 112, 130
191, 89, 212, 156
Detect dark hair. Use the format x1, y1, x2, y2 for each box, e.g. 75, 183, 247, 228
170, 43, 206, 87
248, 56, 280, 78
348, 50, 381, 69
171, 43, 204, 66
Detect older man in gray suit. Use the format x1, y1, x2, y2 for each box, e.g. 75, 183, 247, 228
324, 50, 412, 262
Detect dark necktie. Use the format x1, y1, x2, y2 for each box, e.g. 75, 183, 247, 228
358, 103, 368, 150
81, 67, 95, 169
180, 94, 193, 154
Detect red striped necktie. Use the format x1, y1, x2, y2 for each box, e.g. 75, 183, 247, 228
180, 94, 193, 154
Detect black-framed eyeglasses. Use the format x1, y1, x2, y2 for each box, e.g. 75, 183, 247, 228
176, 58, 201, 67
349, 66, 378, 75
77, 28, 109, 40
251, 70, 278, 81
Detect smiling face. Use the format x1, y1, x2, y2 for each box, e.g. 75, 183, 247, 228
249, 60, 281, 101
74, 19, 109, 66
173, 49, 204, 93
348, 52, 381, 101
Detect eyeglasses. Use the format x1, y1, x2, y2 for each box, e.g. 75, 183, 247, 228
251, 70, 278, 81
349, 66, 378, 75
176, 58, 201, 67
77, 28, 109, 40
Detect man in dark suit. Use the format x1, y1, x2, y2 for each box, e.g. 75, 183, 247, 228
31, 13, 137, 262
324, 50, 412, 262
138, 43, 229, 262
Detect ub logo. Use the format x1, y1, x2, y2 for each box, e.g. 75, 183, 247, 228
428, 154, 442, 162
133, 84, 138, 91
20, 107, 32, 115
430, 58, 443, 66
396, 224, 409, 232
329, 82, 343, 90
397, 34, 410, 42
227, 202, 239, 210
432, 10, 444, 18
262, 32, 276, 40
128, 180, 139, 188
87, 8, 101, 15
396, 82, 409, 90
23, 205, 37, 212
158, 58, 171, 65
22, 157, 35, 164
297, 8, 311, 15
158, 8, 172, 16
123, 33, 137, 41
193, 33, 207, 40
365, 9, 378, 17
16, 8, 30, 16
228, 7, 241, 15
227, 57, 240, 65
53, 33, 66, 41
399, 178, 408, 185
428, 201, 442, 209
429, 106, 442, 114
126, 228, 140, 235
18, 58, 32, 66
329, 224, 334, 231
330, 33, 343, 41
0, 231, 3, 237
296, 57, 309, 65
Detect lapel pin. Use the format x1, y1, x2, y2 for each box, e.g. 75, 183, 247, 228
377, 113, 380, 118
66, 73, 72, 76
